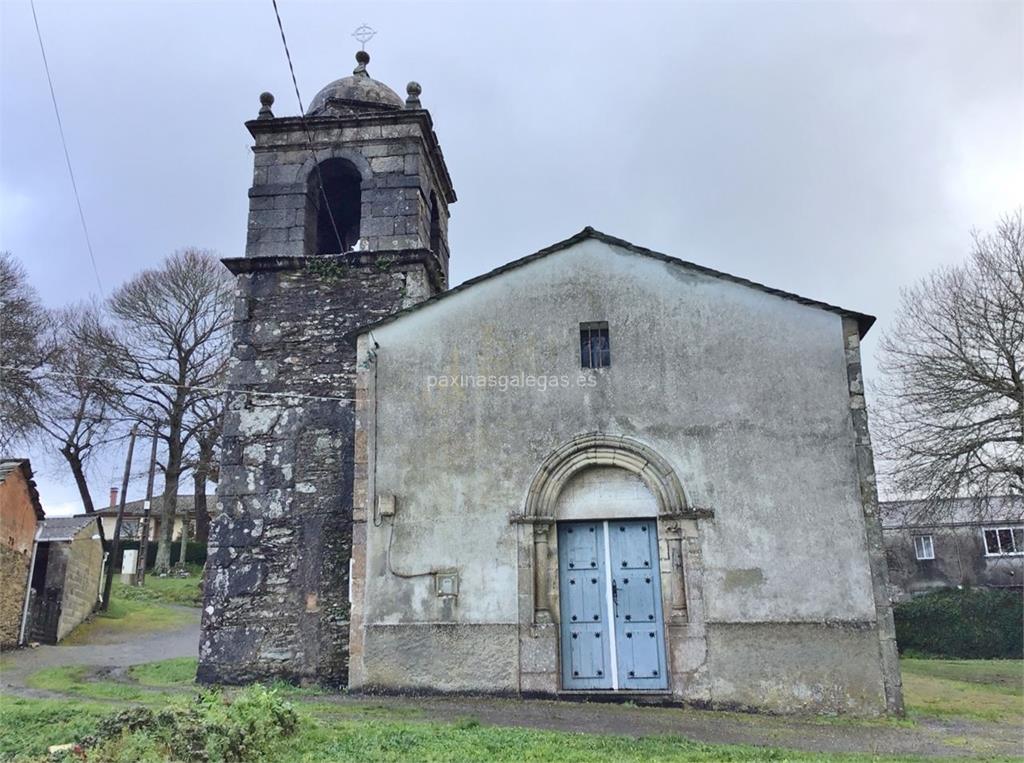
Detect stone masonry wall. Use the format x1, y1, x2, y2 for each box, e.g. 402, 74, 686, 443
244, 117, 452, 284
0, 545, 30, 647
199, 256, 439, 686
199, 98, 454, 686
56, 527, 102, 642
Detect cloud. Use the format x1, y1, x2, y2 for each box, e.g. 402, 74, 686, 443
3, 0, 1020, 506
0, 181, 32, 245
43, 500, 83, 518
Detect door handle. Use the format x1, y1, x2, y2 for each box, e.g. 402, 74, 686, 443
611, 579, 618, 613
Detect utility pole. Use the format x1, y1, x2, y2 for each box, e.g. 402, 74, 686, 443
136, 424, 160, 584
176, 503, 190, 573
102, 423, 137, 610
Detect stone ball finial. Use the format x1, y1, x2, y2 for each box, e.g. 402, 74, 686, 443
258, 91, 275, 119
405, 81, 422, 109
353, 49, 370, 76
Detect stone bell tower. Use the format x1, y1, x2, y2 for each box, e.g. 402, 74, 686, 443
199, 49, 456, 686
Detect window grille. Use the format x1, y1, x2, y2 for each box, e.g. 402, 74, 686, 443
580, 322, 611, 369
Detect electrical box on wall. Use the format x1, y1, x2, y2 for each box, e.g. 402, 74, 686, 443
377, 493, 396, 517
435, 570, 459, 598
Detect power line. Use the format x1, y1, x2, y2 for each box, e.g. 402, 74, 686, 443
270, 0, 347, 254
1, 365, 357, 404
29, 0, 104, 296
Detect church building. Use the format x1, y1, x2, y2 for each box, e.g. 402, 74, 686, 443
199, 48, 903, 716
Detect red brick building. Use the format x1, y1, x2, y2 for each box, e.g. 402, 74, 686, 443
0, 459, 44, 648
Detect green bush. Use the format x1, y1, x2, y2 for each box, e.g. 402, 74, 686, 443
893, 587, 1023, 659
115, 540, 207, 568
66, 685, 299, 762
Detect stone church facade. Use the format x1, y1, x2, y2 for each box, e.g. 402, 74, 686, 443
200, 51, 903, 716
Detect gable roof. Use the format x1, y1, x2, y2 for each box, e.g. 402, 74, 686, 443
88, 494, 214, 517
0, 458, 45, 520
354, 227, 876, 340
37, 515, 100, 542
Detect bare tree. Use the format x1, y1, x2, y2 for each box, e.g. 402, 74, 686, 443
184, 397, 224, 546
0, 253, 48, 450
89, 249, 232, 573
33, 303, 119, 514
873, 210, 1024, 515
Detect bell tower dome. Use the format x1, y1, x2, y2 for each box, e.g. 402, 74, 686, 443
199, 49, 456, 687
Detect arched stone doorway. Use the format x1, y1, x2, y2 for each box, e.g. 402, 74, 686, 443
514, 433, 712, 698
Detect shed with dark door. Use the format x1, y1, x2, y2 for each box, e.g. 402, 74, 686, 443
23, 516, 104, 644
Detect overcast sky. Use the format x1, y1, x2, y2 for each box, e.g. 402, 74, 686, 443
1, 0, 1021, 515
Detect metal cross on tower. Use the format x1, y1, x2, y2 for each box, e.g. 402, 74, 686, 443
352, 24, 376, 50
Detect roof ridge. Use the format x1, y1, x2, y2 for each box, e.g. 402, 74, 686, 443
350, 227, 876, 340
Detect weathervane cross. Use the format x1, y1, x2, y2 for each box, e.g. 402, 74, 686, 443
352, 24, 377, 50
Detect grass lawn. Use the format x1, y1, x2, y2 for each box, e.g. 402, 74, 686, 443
0, 693, 942, 763
113, 564, 205, 607
900, 658, 1023, 724
900, 658, 1023, 692
60, 596, 194, 646
0, 697, 112, 762
260, 718, 935, 763
129, 656, 199, 687
4, 656, 1021, 762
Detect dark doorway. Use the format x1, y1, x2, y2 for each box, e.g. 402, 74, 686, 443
27, 542, 60, 644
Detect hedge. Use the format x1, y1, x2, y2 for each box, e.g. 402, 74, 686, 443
114, 540, 207, 569
893, 587, 1023, 659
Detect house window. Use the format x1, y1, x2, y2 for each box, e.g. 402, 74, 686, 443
580, 322, 611, 368
983, 526, 1024, 556
913, 535, 934, 561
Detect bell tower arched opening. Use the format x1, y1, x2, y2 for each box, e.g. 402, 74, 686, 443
429, 191, 441, 255
309, 158, 362, 254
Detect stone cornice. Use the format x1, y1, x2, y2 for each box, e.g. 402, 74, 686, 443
222, 249, 447, 294
245, 110, 456, 204
510, 508, 714, 525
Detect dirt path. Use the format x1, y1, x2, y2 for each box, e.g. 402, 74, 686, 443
0, 605, 200, 699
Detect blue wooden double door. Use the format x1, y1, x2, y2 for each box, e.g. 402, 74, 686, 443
557, 519, 668, 691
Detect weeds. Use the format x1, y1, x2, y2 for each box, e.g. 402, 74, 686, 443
305, 258, 349, 282
56, 685, 300, 762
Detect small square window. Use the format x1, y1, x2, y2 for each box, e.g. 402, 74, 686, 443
580, 322, 610, 369
913, 535, 934, 561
